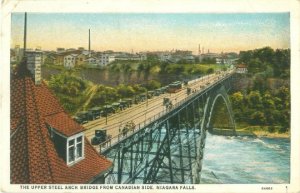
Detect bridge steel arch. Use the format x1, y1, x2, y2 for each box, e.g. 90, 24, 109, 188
100, 74, 236, 184
202, 84, 236, 135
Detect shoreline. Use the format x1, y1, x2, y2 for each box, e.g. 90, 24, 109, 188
212, 127, 290, 139
252, 130, 290, 139
235, 127, 290, 139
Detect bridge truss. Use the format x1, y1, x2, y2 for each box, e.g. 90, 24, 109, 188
100, 75, 236, 184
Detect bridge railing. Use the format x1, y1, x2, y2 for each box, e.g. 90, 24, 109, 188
98, 70, 235, 153
99, 107, 171, 153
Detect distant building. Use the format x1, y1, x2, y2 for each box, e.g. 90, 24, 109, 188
78, 47, 85, 51
66, 48, 76, 52
98, 54, 115, 66
200, 53, 220, 61
138, 53, 147, 61
14, 45, 24, 62
158, 52, 172, 62
236, 64, 248, 73
76, 53, 88, 66
43, 52, 57, 65
216, 52, 239, 65
182, 55, 195, 63
85, 57, 97, 66
26, 50, 42, 84
115, 53, 147, 61
64, 54, 78, 68
55, 50, 81, 66
56, 48, 65, 53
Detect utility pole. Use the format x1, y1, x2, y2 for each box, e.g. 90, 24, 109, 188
198, 44, 201, 63
104, 89, 108, 125
146, 89, 148, 107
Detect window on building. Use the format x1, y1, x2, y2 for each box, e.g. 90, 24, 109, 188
67, 134, 84, 165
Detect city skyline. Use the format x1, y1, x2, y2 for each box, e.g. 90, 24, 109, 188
11, 13, 290, 53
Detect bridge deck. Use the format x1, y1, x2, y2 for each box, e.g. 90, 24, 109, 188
83, 70, 234, 152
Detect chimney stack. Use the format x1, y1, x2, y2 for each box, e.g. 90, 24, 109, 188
23, 12, 27, 57
23, 12, 42, 85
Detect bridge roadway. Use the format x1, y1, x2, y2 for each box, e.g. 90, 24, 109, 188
83, 70, 234, 151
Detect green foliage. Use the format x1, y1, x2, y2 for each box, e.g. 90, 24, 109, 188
268, 126, 276, 133
117, 84, 135, 98
165, 64, 185, 75
250, 111, 266, 125
48, 71, 87, 96
238, 47, 290, 78
231, 85, 290, 132
132, 84, 147, 93
231, 48, 290, 133
201, 57, 216, 64
145, 80, 161, 90
48, 71, 89, 113
206, 68, 214, 74
88, 83, 153, 108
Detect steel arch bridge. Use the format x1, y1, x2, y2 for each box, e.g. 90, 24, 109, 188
99, 74, 236, 184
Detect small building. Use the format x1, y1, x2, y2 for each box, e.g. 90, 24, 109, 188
85, 57, 98, 66
98, 54, 116, 66
64, 54, 78, 68
158, 52, 172, 62
44, 54, 57, 65
236, 64, 248, 73
76, 53, 88, 66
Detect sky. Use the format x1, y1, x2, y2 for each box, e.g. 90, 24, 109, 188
11, 13, 290, 53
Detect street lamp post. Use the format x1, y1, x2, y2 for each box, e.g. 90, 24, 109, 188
146, 89, 148, 107
105, 90, 108, 125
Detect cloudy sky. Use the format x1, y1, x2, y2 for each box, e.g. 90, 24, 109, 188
11, 13, 290, 53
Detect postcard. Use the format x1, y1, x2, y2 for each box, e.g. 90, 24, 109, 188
1, 0, 300, 193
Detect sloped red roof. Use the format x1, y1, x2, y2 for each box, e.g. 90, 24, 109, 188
45, 112, 83, 136
10, 65, 112, 184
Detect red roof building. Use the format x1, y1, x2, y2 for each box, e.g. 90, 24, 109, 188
236, 64, 248, 74
10, 56, 112, 184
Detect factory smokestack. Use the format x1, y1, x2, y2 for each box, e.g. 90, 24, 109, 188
88, 29, 91, 56
23, 12, 27, 54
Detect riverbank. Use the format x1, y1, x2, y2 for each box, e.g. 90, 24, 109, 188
236, 125, 290, 139
251, 130, 290, 139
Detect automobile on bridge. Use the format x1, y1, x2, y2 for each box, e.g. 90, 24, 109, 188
147, 91, 155, 99
119, 100, 130, 110
102, 105, 115, 116
88, 107, 102, 119
124, 98, 133, 107
74, 111, 93, 124
139, 93, 147, 101
91, 129, 111, 145
154, 89, 162, 96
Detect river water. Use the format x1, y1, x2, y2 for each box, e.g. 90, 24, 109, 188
200, 133, 290, 184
